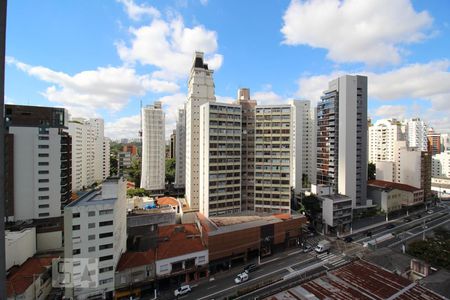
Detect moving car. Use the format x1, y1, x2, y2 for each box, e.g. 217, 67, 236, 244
234, 272, 249, 284
302, 245, 312, 252
243, 263, 258, 273
314, 240, 331, 253
344, 236, 353, 243
386, 224, 396, 229
174, 285, 191, 297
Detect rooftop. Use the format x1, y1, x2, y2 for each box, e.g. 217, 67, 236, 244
156, 197, 179, 207
368, 179, 422, 193
7, 256, 56, 297
420, 269, 450, 299
266, 260, 445, 300
157, 224, 206, 259
116, 250, 156, 272
319, 193, 352, 202
363, 248, 412, 276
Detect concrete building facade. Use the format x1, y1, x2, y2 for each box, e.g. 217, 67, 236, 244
199, 102, 242, 217
368, 119, 405, 163
432, 151, 450, 178
235, 88, 257, 211
427, 128, 441, 156
185, 52, 216, 210
64, 178, 127, 300
321, 194, 353, 235
406, 118, 428, 152
316, 75, 368, 207
4, 105, 71, 221
175, 108, 186, 188
141, 102, 165, 192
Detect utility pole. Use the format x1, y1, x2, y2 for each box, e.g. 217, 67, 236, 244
0, 1, 8, 299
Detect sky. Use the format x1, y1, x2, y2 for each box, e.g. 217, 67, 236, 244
5, 0, 450, 140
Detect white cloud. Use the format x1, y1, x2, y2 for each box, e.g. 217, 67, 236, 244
117, 16, 223, 80
281, 0, 432, 65
253, 90, 285, 105
373, 105, 407, 119
7, 56, 179, 118
116, 0, 160, 21
105, 114, 140, 140
157, 93, 187, 137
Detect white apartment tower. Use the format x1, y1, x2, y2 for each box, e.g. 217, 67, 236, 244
316, 75, 368, 207
4, 105, 72, 221
290, 100, 315, 193
185, 52, 216, 209
175, 107, 186, 188
199, 102, 242, 217
88, 118, 106, 182
432, 151, 450, 178
254, 104, 293, 213
141, 101, 165, 191
406, 118, 428, 151
64, 177, 127, 300
103, 137, 111, 178
368, 119, 405, 163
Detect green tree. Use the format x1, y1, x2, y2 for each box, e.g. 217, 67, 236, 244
126, 157, 141, 187
368, 162, 376, 180
302, 194, 321, 219
165, 158, 176, 184
127, 188, 150, 198
110, 155, 118, 176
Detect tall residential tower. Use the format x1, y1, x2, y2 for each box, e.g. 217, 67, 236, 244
175, 107, 186, 188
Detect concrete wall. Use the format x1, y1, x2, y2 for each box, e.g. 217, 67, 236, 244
5, 227, 36, 270
36, 230, 62, 252
155, 250, 208, 277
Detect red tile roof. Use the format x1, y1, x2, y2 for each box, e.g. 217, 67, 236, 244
273, 213, 291, 220
157, 224, 206, 260
7, 256, 56, 297
368, 180, 422, 193
157, 197, 179, 207
116, 250, 156, 272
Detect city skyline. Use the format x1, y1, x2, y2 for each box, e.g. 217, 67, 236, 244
4, 0, 450, 140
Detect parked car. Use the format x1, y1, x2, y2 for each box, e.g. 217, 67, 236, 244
344, 236, 353, 243
386, 224, 396, 229
244, 263, 258, 273
302, 245, 312, 252
234, 272, 249, 284
174, 285, 191, 297
427, 210, 434, 214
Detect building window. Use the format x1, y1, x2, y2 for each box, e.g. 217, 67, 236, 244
38, 145, 49, 149
38, 195, 49, 200
73, 249, 81, 255
38, 162, 49, 166
38, 213, 49, 217
99, 255, 113, 262
99, 243, 113, 250
99, 221, 113, 227
38, 153, 49, 157
88, 234, 95, 240
99, 278, 113, 285
99, 232, 113, 239
99, 266, 113, 273
88, 211, 95, 217
88, 246, 95, 252
38, 204, 50, 209
88, 223, 95, 229
99, 209, 113, 215
38, 187, 49, 191
38, 170, 49, 174
38, 136, 49, 140
38, 178, 49, 183
73, 212, 80, 218
72, 225, 80, 231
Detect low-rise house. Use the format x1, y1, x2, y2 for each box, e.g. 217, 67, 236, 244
367, 179, 424, 213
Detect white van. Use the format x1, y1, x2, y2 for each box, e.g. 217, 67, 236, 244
314, 240, 331, 253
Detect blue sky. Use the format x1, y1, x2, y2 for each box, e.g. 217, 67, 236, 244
5, 0, 450, 139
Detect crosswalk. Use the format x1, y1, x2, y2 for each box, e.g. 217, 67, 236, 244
315, 252, 349, 269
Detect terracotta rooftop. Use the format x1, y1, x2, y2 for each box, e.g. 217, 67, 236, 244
116, 250, 155, 272
7, 256, 56, 297
265, 260, 445, 300
157, 197, 179, 207
368, 179, 422, 193
157, 224, 206, 259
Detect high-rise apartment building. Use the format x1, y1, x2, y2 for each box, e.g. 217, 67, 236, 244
254, 104, 293, 213
141, 101, 165, 192
87, 118, 106, 182
199, 102, 242, 217
185, 52, 216, 210
406, 117, 428, 151
441, 133, 450, 152
175, 107, 186, 188
103, 137, 111, 178
170, 130, 176, 159
64, 177, 127, 300
316, 75, 368, 207
427, 128, 441, 156
235, 88, 257, 211
368, 119, 405, 163
4, 105, 71, 220
432, 151, 450, 178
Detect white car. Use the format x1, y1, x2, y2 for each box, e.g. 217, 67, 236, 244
427, 210, 434, 214
234, 272, 249, 284
174, 285, 191, 297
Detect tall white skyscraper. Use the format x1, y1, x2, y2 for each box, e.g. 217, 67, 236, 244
87, 118, 106, 182
316, 75, 368, 207
141, 101, 165, 191
406, 117, 428, 151
368, 119, 405, 163
199, 102, 242, 217
103, 137, 111, 179
185, 52, 216, 210
175, 107, 186, 188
